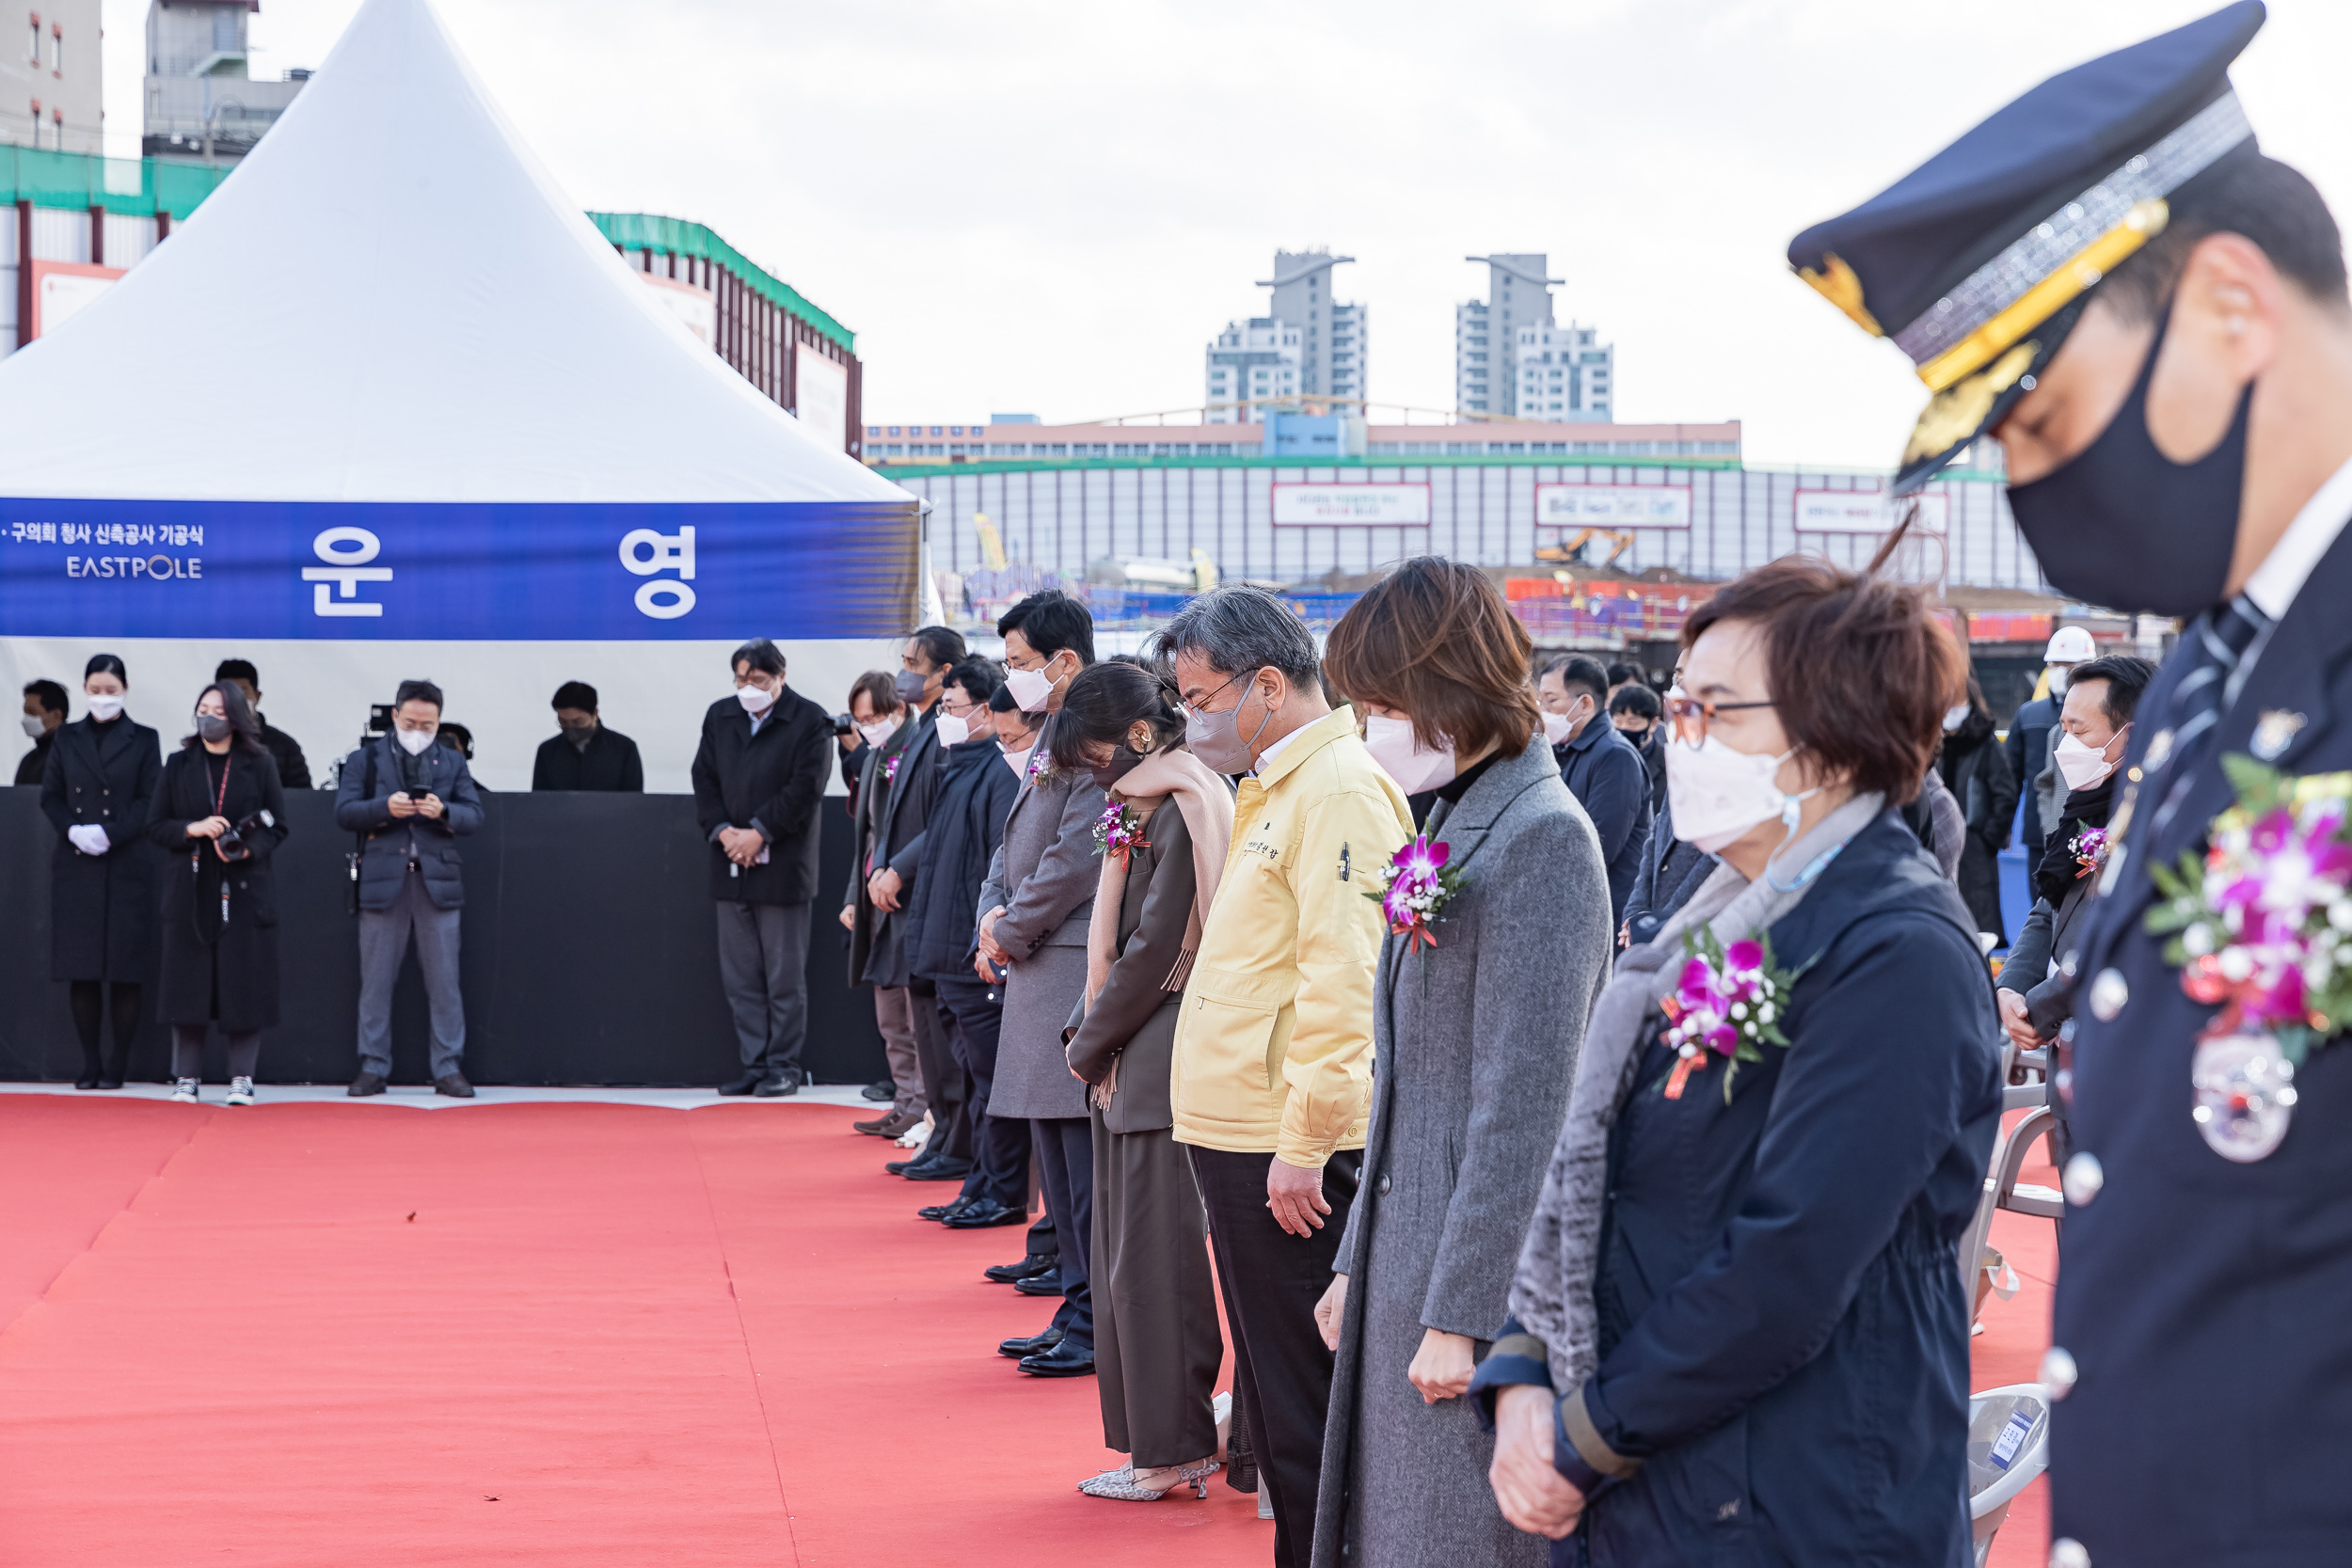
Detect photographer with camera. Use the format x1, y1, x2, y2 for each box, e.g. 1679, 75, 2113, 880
335, 679, 485, 1098
149, 681, 289, 1106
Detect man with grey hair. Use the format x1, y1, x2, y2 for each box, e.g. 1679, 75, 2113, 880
1161, 585, 1412, 1567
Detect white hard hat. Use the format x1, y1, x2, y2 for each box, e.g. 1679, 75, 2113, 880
2044, 626, 2096, 664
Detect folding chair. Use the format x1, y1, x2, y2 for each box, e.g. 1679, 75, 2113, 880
1966, 1383, 2052, 1567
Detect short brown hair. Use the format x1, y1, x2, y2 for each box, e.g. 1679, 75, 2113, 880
1324, 557, 1540, 760
1679, 558, 1962, 805
849, 670, 900, 718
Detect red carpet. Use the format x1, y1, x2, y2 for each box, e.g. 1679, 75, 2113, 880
0, 1096, 2063, 1566
0, 1100, 1269, 1566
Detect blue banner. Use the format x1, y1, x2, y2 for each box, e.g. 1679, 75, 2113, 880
0, 499, 917, 640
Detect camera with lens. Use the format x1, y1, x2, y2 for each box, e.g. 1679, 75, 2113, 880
213, 809, 273, 863
832, 712, 855, 737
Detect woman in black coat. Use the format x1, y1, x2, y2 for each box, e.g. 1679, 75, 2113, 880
147, 681, 288, 1106
1934, 675, 2018, 944
40, 653, 162, 1090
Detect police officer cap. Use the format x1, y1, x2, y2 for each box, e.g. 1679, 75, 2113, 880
1788, 2, 2266, 494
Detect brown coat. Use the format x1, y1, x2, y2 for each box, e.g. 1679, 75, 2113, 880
1065, 800, 1200, 1134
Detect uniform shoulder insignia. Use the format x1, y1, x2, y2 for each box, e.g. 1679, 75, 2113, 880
2250, 710, 2308, 763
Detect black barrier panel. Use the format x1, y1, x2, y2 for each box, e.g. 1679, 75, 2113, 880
0, 786, 885, 1087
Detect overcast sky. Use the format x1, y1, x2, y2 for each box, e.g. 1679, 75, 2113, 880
102, 0, 2352, 469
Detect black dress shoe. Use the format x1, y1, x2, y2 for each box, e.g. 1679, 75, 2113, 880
717, 1069, 765, 1097
919, 1196, 977, 1222
943, 1198, 1030, 1229
998, 1325, 1063, 1359
903, 1158, 972, 1182
752, 1075, 799, 1098
1013, 1271, 1065, 1297
1018, 1341, 1095, 1377
860, 1079, 897, 1101
984, 1252, 1057, 1284
434, 1073, 476, 1099
883, 1156, 918, 1175
348, 1072, 388, 1098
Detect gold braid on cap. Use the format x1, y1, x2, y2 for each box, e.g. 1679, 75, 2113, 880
1902, 341, 2040, 466
1797, 254, 1883, 337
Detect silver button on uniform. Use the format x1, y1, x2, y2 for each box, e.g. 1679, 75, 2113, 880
1376, 1174, 1391, 1196
2041, 1345, 2078, 1399
2062, 1152, 2104, 1206
2050, 1539, 2091, 1568
2088, 969, 2128, 1022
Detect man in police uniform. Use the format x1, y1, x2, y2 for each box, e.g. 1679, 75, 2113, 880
1788, 6, 2352, 1562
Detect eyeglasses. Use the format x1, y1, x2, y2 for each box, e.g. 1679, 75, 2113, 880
1664, 691, 1775, 746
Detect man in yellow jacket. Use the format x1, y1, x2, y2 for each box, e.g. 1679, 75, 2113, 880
1162, 585, 1411, 1568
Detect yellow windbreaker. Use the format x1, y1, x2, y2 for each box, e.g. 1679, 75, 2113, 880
1169, 705, 1414, 1167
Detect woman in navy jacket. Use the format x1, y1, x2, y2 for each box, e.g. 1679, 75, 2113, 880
1476, 559, 2003, 1565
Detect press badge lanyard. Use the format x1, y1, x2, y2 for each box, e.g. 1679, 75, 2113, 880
205, 754, 231, 925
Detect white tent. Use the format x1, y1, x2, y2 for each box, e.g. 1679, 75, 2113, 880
0, 0, 914, 791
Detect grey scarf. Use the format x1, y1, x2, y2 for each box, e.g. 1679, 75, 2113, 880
1506, 791, 1885, 1395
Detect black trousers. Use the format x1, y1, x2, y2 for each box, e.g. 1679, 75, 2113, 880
934, 974, 1028, 1211
1189, 1145, 1361, 1568
1031, 1116, 1095, 1354
909, 978, 971, 1166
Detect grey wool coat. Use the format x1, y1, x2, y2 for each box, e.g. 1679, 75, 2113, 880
977, 713, 1107, 1120
1312, 733, 1614, 1568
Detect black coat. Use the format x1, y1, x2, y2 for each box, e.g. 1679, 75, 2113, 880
2051, 521, 2352, 1562
1935, 709, 2018, 942
1558, 719, 1656, 925
333, 735, 485, 911
903, 737, 1022, 982
847, 710, 939, 989
1581, 811, 2001, 1565
690, 689, 831, 905
147, 744, 289, 1031
2002, 694, 2059, 868
1621, 800, 1715, 949
531, 726, 644, 792
41, 714, 162, 981
258, 722, 311, 790
13, 730, 55, 786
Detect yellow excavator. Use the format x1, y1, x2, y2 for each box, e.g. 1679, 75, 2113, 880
1535, 527, 1634, 569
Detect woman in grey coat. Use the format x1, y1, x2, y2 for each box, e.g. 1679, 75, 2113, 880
1310, 560, 1614, 1568
976, 589, 1108, 1375
1053, 661, 1236, 1500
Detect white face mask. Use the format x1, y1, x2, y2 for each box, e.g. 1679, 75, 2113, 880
737, 683, 777, 715
1666, 734, 1808, 854
1000, 744, 1034, 780
1942, 703, 1971, 733
85, 693, 124, 721
1362, 713, 1457, 794
2048, 666, 2073, 697
933, 713, 970, 748
1541, 709, 1575, 746
20, 714, 45, 739
2053, 728, 2123, 791
395, 726, 437, 756
856, 717, 898, 749
1003, 657, 1062, 714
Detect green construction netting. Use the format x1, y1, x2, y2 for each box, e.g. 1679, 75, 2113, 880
588, 212, 854, 353
0, 148, 230, 217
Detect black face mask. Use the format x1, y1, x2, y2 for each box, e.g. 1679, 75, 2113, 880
195, 714, 232, 743
2006, 301, 2250, 619
1089, 745, 1147, 793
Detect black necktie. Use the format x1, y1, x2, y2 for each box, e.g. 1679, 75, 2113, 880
2167, 594, 2271, 767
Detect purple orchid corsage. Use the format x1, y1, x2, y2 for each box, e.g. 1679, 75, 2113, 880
1363, 833, 1466, 956
2068, 823, 2108, 879
1092, 799, 1150, 861
2148, 758, 2352, 1062
1659, 931, 1797, 1101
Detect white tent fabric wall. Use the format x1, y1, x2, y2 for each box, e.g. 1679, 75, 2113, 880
0, 0, 916, 784
0, 638, 901, 795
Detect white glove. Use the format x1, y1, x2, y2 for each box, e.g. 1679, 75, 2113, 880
67, 824, 111, 855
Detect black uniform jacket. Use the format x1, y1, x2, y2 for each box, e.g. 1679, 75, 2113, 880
902, 738, 1020, 984
2051, 520, 2352, 1564
148, 744, 289, 1031
40, 714, 162, 981
531, 725, 644, 792
13, 730, 55, 786
690, 689, 831, 906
